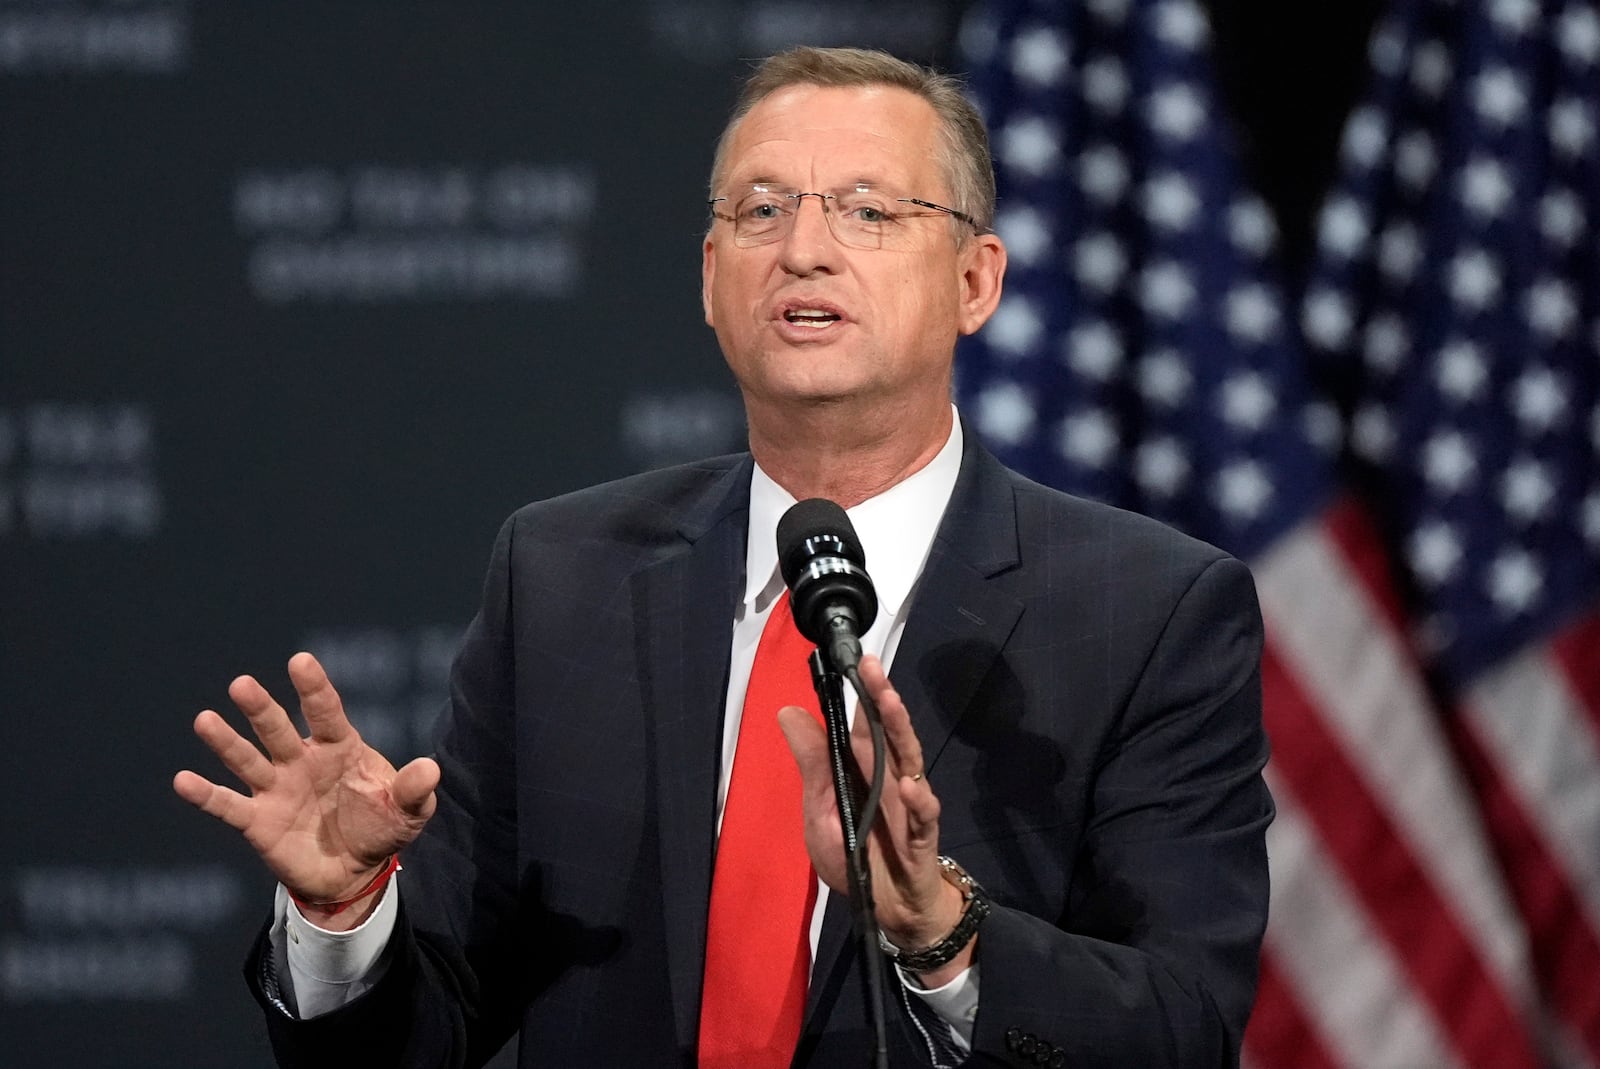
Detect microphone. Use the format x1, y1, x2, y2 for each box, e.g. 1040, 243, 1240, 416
776, 498, 879, 671
778, 499, 891, 1068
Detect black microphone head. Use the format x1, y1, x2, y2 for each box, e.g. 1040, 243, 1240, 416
776, 498, 865, 587
776, 498, 878, 645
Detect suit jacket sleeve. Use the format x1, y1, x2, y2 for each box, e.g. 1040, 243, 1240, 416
936, 531, 1271, 1067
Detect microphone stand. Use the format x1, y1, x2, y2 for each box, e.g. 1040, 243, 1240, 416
808, 650, 890, 1069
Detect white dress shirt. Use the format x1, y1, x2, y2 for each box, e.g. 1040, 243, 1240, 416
277, 410, 978, 1050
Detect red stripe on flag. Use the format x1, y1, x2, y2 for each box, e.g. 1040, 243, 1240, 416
1549, 611, 1600, 745
1245, 947, 1341, 1069
1320, 496, 1408, 634
1261, 642, 1541, 1068
1449, 708, 1600, 1059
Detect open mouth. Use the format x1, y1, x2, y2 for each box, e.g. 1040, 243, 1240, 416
783, 308, 843, 328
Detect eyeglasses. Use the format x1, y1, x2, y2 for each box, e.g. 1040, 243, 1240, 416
707, 183, 984, 249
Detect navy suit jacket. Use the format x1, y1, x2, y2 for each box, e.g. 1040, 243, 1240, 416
247, 431, 1272, 1068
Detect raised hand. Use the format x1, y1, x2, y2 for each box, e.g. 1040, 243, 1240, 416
778, 653, 972, 984
173, 651, 439, 929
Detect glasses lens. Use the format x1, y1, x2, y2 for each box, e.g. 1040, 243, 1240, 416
732, 187, 792, 245
720, 185, 943, 249
830, 188, 894, 249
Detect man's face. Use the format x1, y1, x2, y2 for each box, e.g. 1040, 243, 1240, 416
702, 84, 1004, 418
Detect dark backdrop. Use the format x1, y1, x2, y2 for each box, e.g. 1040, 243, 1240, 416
0, 3, 1372, 1065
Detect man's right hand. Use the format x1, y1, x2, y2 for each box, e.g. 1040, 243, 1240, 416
173, 651, 439, 932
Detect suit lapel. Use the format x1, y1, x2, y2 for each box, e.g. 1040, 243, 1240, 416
634, 458, 751, 1055
891, 442, 1025, 775
802, 432, 1026, 1035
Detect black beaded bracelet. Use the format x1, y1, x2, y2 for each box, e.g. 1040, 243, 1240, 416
877, 856, 991, 974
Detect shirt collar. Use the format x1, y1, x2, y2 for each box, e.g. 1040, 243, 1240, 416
743, 410, 964, 617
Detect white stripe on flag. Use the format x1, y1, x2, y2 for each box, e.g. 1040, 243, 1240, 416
1465, 647, 1600, 938
1548, 1019, 1600, 1069
1262, 767, 1464, 1069
1254, 519, 1537, 1005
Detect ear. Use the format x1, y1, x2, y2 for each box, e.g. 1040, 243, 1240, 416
955, 233, 1006, 337
701, 235, 717, 328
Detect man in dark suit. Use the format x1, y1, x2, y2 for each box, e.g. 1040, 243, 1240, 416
175, 47, 1271, 1068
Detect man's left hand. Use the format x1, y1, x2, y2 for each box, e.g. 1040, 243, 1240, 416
778, 653, 975, 985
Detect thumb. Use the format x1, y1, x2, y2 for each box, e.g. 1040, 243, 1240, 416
392, 756, 440, 822
777, 705, 831, 791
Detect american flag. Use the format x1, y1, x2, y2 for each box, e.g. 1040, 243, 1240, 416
1299, 0, 1600, 1063
955, 0, 1598, 1065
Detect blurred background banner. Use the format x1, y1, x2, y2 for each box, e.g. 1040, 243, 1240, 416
5, 2, 1594, 1067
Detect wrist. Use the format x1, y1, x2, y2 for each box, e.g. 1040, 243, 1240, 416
288, 855, 400, 929
881, 878, 966, 949
293, 885, 387, 932
900, 939, 977, 991
878, 856, 990, 976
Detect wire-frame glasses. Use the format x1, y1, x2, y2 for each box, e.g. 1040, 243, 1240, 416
707, 183, 983, 249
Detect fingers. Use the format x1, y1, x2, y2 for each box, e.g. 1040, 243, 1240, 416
778, 705, 849, 892
214, 653, 356, 765
172, 769, 254, 832
191, 709, 276, 791
287, 651, 354, 745
897, 767, 941, 844
228, 673, 305, 763
854, 655, 941, 855
393, 756, 441, 821
777, 705, 832, 795
856, 655, 927, 785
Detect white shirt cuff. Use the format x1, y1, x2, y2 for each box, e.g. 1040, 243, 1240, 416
274, 874, 400, 1019
899, 961, 979, 1053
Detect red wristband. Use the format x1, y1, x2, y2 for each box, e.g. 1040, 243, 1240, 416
287, 855, 401, 917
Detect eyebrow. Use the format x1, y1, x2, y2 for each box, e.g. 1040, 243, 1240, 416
727, 174, 898, 191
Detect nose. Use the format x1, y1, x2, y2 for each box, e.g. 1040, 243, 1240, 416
776, 193, 839, 276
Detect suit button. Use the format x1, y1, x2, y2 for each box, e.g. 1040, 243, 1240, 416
1005, 1026, 1022, 1053
1048, 1049, 1067, 1068
1018, 1033, 1038, 1056
1032, 1045, 1051, 1065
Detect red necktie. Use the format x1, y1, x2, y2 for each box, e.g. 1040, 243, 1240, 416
698, 594, 822, 1069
